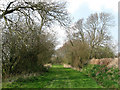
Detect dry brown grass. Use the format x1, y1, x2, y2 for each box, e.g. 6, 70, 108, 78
63, 64, 81, 71
63, 64, 72, 68
89, 58, 118, 68
44, 64, 52, 69
107, 58, 118, 68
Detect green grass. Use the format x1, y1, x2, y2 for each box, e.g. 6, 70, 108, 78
81, 64, 119, 88
2, 65, 102, 88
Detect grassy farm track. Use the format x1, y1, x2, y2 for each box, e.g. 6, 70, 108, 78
3, 65, 102, 88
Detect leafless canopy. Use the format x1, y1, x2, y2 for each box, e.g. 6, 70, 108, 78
0, 0, 70, 31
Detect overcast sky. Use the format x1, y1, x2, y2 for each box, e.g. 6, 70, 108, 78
55, 0, 119, 49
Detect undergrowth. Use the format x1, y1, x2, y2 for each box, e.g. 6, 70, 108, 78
81, 64, 119, 88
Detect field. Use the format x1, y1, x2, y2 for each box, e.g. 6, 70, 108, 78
2, 65, 102, 88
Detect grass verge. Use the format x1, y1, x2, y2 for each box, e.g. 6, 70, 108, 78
81, 64, 119, 88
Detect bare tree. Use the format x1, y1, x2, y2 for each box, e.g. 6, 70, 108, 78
0, 0, 70, 31
61, 12, 115, 69
69, 12, 114, 59
84, 12, 114, 58
72, 19, 85, 42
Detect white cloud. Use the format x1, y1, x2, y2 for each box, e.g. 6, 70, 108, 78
53, 25, 67, 46
85, 0, 119, 12
66, 0, 119, 13
67, 0, 84, 13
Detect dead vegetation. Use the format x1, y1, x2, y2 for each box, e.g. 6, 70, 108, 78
63, 64, 72, 68
89, 58, 118, 68
44, 64, 52, 69
63, 57, 119, 71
